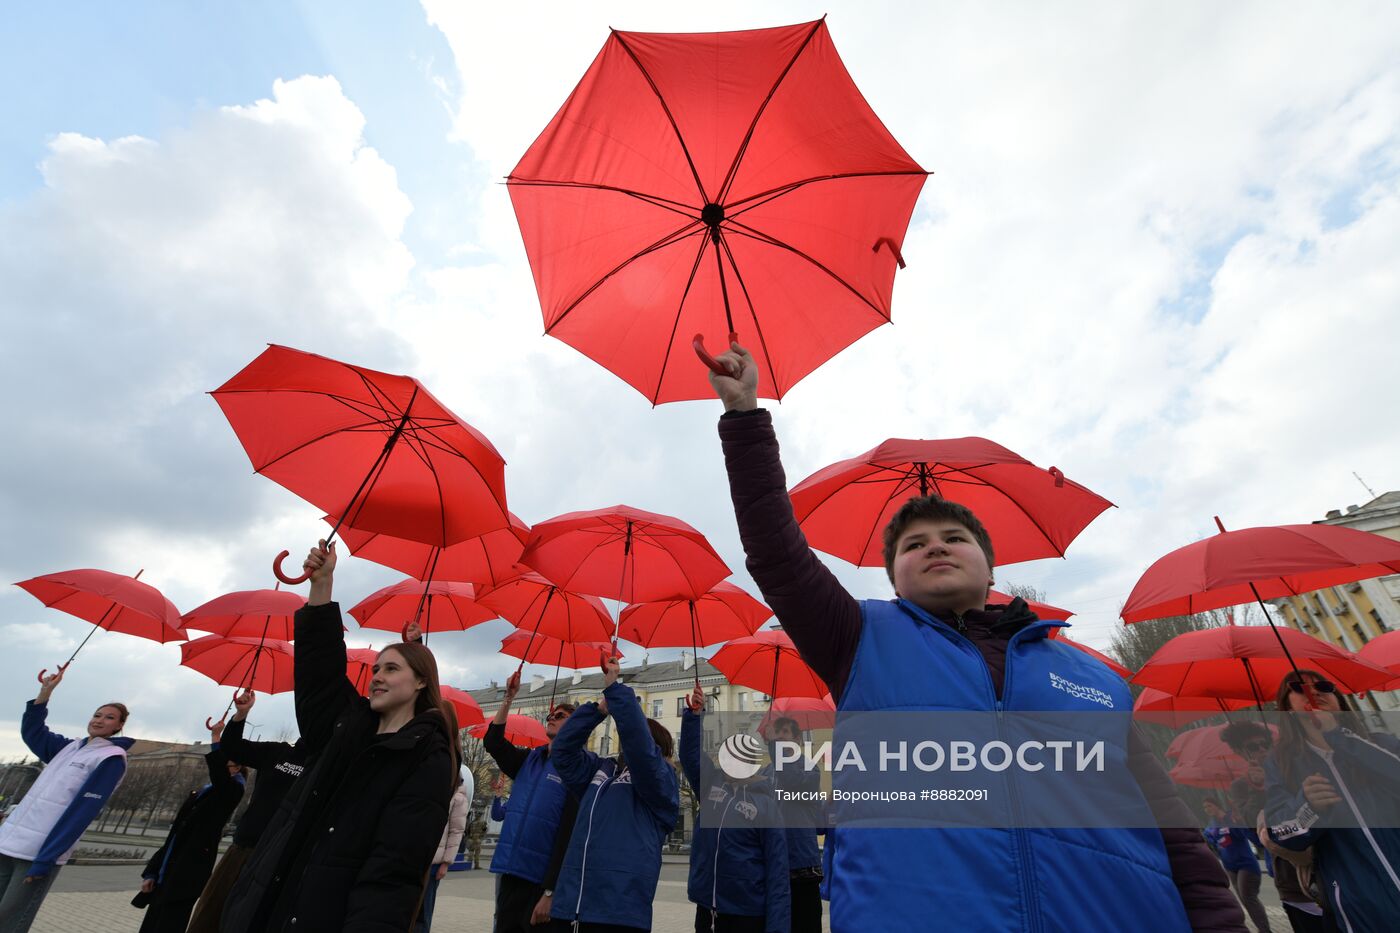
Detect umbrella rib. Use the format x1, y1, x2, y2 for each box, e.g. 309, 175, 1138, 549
251, 414, 396, 473
649, 234, 713, 402
948, 469, 1067, 560
716, 19, 825, 205
855, 471, 925, 564
723, 220, 890, 321
505, 178, 698, 219
546, 221, 705, 334
714, 229, 783, 400
611, 31, 710, 203
724, 170, 931, 218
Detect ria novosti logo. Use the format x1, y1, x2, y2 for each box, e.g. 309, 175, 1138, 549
718, 733, 767, 780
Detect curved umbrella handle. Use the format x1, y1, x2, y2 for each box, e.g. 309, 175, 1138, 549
36, 661, 70, 684
205, 716, 217, 731
273, 550, 311, 585
692, 332, 740, 377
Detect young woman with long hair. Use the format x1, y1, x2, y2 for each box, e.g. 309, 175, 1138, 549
221, 541, 455, 933
0, 670, 131, 933
1265, 668, 1400, 931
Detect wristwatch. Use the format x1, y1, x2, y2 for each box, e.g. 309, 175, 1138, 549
543, 889, 554, 897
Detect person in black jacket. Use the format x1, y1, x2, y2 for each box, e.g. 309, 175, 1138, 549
220, 541, 455, 933
186, 688, 306, 933
134, 718, 245, 933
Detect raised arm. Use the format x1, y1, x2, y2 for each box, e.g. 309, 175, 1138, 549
710, 343, 862, 698
483, 671, 530, 778
679, 685, 711, 794
293, 541, 361, 751
219, 691, 292, 770
604, 678, 678, 825
21, 684, 75, 764
550, 702, 606, 797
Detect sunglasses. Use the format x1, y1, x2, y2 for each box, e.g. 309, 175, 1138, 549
1241, 740, 1271, 754
546, 709, 571, 721
1286, 680, 1337, 694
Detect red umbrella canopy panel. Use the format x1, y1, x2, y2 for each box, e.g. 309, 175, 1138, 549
509, 19, 928, 403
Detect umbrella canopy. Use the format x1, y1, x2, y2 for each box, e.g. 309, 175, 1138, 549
499, 630, 621, 670
181, 635, 296, 694
333, 512, 531, 588
468, 714, 547, 748
212, 345, 510, 582
761, 694, 836, 734
508, 19, 926, 403
349, 580, 498, 637
1132, 688, 1256, 730
1357, 630, 1400, 690
788, 438, 1112, 568
1131, 626, 1393, 701
520, 505, 730, 603
181, 588, 307, 641
1165, 723, 1279, 790
989, 588, 1073, 622
1122, 520, 1400, 623
441, 686, 486, 728
477, 572, 614, 644
346, 647, 380, 696
710, 630, 829, 700
1054, 636, 1131, 680
619, 582, 771, 648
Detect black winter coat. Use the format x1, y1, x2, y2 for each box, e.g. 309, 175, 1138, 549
143, 747, 244, 904
218, 717, 307, 848
220, 601, 453, 933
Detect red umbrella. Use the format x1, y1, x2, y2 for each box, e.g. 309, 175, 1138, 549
1357, 630, 1400, 690
500, 630, 621, 670
333, 512, 531, 588
211, 345, 510, 583
508, 19, 927, 403
619, 582, 771, 648
788, 438, 1112, 568
520, 505, 730, 604
989, 588, 1072, 622
710, 630, 829, 700
346, 647, 379, 696
181, 588, 306, 641
477, 572, 615, 644
16, 568, 186, 682
441, 686, 487, 728
761, 694, 836, 734
1165, 723, 1279, 790
1054, 636, 1131, 680
1133, 688, 1256, 730
1123, 518, 1400, 623
468, 714, 547, 749
1131, 626, 1393, 702
349, 580, 498, 640
181, 635, 296, 695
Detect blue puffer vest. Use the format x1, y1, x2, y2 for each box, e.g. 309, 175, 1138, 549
490, 748, 570, 884
827, 598, 1190, 933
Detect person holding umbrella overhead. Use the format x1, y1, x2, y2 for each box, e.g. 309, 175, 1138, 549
133, 718, 246, 933
483, 668, 577, 932
185, 688, 307, 933
0, 671, 132, 932
706, 343, 1245, 932
220, 542, 455, 933
1265, 669, 1400, 931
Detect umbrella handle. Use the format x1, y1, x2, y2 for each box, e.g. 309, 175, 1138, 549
205, 716, 217, 730
692, 332, 740, 376
36, 661, 70, 685
272, 550, 311, 585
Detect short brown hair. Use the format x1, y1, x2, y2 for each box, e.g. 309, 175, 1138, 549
881, 496, 995, 583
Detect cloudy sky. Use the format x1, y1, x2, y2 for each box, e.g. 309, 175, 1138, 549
2, 1, 1398, 756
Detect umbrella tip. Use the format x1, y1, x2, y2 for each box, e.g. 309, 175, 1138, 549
1213, 516, 1227, 533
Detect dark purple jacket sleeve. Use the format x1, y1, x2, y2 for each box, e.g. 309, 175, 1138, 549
718, 410, 862, 699
1127, 726, 1248, 932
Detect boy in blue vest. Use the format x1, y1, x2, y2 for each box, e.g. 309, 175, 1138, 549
484, 670, 577, 933
706, 342, 1246, 933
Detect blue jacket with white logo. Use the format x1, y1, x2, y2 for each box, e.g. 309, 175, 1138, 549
681, 709, 789, 932
825, 598, 1191, 933
549, 681, 680, 930
486, 741, 571, 885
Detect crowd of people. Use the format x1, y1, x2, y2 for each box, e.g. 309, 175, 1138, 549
0, 352, 1395, 932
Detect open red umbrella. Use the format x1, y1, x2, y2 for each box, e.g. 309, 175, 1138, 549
1133, 687, 1256, 730
508, 19, 927, 403
1165, 723, 1280, 790
181, 635, 295, 695
346, 647, 380, 696
468, 714, 547, 749
500, 630, 621, 670
1131, 626, 1393, 702
788, 438, 1112, 568
761, 693, 836, 734
520, 505, 730, 604
1357, 630, 1400, 690
619, 582, 771, 648
477, 572, 614, 645
334, 512, 530, 588
212, 345, 510, 584
16, 568, 186, 682
181, 588, 306, 641
1122, 519, 1400, 623
441, 686, 487, 728
710, 630, 829, 700
989, 588, 1073, 622
349, 580, 498, 640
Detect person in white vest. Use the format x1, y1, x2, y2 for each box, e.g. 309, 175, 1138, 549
0, 669, 132, 932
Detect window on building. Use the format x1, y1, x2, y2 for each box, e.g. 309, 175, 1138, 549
651, 699, 665, 718
1353, 623, 1370, 645
1371, 609, 1383, 627
677, 696, 689, 716
738, 692, 749, 711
